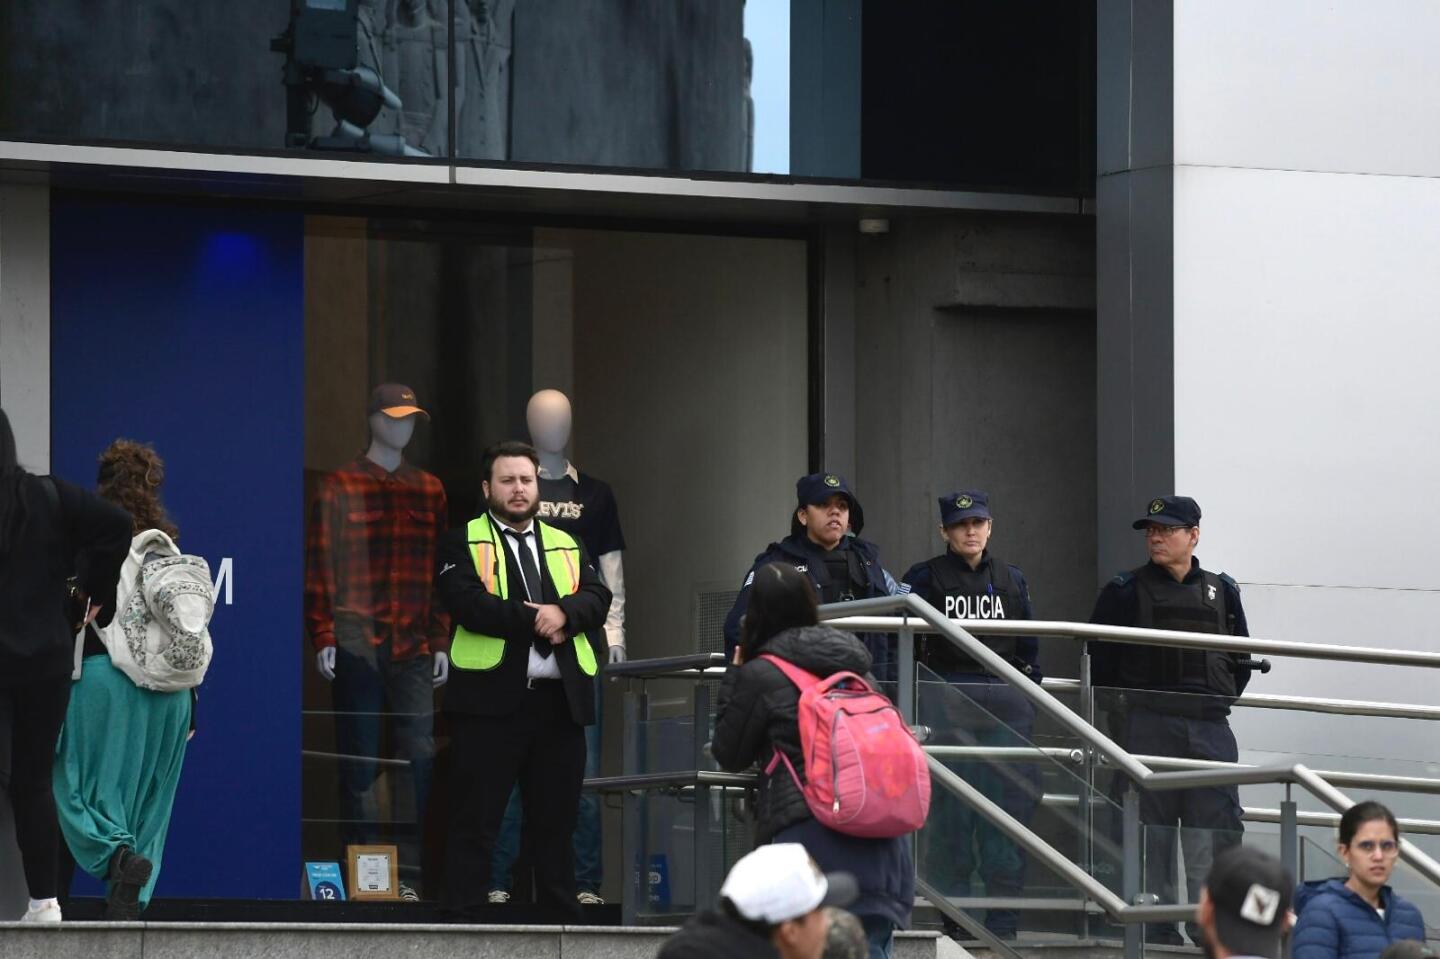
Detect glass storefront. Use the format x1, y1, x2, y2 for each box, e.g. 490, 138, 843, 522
47, 195, 809, 901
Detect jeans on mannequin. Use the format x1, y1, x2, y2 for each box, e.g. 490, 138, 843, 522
332, 642, 435, 874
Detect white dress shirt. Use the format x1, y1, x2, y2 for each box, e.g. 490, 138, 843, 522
492, 513, 562, 680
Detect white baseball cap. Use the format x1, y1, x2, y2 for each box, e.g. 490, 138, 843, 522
719, 844, 858, 924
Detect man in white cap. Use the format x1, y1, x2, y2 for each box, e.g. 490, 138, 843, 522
658, 843, 859, 959
1194, 846, 1295, 959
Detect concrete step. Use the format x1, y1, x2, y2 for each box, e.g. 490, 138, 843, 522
0, 921, 953, 959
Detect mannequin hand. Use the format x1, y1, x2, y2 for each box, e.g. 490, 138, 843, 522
608, 644, 627, 665
432, 651, 450, 687
525, 602, 568, 639
316, 647, 336, 681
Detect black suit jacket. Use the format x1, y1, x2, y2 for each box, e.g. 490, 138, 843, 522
436, 517, 611, 724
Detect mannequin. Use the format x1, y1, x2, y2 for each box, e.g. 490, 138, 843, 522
526, 389, 627, 664
304, 383, 450, 886
314, 410, 450, 683
485, 389, 626, 906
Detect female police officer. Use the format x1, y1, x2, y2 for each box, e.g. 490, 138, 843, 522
722, 472, 904, 675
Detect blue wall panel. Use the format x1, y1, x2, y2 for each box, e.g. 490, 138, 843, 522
49, 197, 304, 899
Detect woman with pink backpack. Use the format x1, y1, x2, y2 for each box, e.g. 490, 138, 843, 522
712, 562, 921, 959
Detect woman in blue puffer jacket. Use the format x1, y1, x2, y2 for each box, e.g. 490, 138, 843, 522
1293, 801, 1427, 959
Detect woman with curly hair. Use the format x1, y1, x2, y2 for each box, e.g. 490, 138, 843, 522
52, 439, 195, 920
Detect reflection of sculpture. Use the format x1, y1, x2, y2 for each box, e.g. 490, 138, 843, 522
304, 384, 449, 878
347, 0, 515, 159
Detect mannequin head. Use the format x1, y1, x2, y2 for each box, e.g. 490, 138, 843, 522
369, 411, 417, 452
527, 389, 573, 455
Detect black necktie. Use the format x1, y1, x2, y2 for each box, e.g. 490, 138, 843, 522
504, 528, 552, 658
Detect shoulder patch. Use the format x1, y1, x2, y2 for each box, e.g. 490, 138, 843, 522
742, 570, 755, 589
1218, 572, 1239, 592
1110, 571, 1135, 588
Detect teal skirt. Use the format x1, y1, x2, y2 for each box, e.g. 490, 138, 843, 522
52, 654, 191, 906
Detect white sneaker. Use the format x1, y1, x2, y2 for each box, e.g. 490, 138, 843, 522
576, 891, 605, 906
20, 899, 62, 923
487, 890, 511, 904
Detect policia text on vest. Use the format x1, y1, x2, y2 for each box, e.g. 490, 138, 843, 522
435, 508, 611, 920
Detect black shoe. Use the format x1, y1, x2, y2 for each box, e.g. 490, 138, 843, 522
105, 847, 153, 921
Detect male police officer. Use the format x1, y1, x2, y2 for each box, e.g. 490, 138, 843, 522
723, 472, 904, 672
1089, 495, 1252, 946
902, 490, 1040, 939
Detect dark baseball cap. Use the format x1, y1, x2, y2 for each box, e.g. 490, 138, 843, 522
1204, 846, 1293, 959
1132, 494, 1201, 529
369, 383, 429, 420
795, 472, 865, 534
939, 490, 992, 526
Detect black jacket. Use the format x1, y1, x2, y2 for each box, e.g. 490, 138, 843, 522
435, 516, 611, 725
656, 909, 779, 959
0, 474, 131, 687
722, 533, 897, 667
712, 624, 915, 928
712, 625, 873, 843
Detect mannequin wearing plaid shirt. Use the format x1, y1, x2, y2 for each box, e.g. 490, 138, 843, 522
305, 400, 449, 862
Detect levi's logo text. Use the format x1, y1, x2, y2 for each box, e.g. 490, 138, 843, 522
945, 594, 1005, 619
538, 500, 585, 521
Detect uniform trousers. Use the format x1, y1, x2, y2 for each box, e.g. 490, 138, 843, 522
444, 679, 586, 920
1111, 706, 1243, 944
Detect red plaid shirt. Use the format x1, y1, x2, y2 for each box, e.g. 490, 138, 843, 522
305, 456, 449, 660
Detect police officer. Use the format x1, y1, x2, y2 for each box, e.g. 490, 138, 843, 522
1089, 495, 1252, 946
722, 472, 904, 673
902, 490, 1040, 940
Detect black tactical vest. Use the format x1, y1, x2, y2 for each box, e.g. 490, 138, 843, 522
922, 552, 1022, 675
1122, 563, 1237, 697
812, 546, 872, 605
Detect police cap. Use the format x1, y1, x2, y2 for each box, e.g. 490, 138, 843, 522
939, 490, 992, 526
1132, 495, 1201, 529
795, 472, 865, 533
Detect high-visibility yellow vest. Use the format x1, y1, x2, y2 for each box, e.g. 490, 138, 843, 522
450, 513, 599, 677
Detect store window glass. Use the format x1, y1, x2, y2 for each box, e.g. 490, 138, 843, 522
300, 218, 809, 899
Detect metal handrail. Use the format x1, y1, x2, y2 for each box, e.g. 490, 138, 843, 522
830, 613, 1440, 669
820, 594, 1440, 923
1037, 677, 1440, 723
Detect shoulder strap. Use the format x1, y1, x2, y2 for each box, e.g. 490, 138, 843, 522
987, 554, 1017, 597
757, 653, 821, 691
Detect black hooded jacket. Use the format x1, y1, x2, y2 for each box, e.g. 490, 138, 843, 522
656, 909, 780, 959
711, 624, 873, 843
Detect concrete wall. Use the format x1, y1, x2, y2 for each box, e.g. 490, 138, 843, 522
843, 213, 1098, 677
544, 227, 809, 661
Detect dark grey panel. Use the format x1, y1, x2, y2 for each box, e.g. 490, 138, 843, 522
1094, 166, 1174, 583
1130, 0, 1175, 172
1096, 0, 1134, 177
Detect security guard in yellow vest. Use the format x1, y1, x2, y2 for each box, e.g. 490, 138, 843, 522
435, 441, 612, 920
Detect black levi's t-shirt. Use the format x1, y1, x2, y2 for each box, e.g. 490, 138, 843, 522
536, 472, 627, 560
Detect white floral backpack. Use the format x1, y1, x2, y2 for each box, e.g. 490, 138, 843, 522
78, 528, 215, 691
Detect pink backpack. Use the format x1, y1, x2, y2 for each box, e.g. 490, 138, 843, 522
759, 654, 931, 838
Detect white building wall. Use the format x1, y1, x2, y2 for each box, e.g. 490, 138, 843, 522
1162, 1, 1440, 892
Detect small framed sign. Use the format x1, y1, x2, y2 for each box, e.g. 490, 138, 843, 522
346, 844, 400, 900
304, 862, 346, 901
